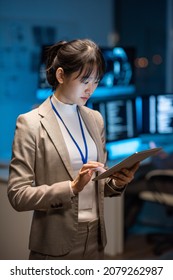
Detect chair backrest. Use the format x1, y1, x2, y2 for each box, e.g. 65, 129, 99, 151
146, 169, 173, 194
144, 169, 173, 211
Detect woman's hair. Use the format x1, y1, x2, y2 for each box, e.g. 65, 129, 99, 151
45, 39, 106, 90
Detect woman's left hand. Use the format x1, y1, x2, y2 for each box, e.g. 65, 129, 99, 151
109, 162, 140, 187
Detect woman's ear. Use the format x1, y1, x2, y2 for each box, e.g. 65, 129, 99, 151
56, 67, 64, 84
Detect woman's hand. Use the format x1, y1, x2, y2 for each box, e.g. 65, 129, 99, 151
71, 161, 104, 195
109, 162, 140, 187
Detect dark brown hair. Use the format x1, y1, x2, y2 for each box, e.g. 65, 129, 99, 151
45, 39, 105, 90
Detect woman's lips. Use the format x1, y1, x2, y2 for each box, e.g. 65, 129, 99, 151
81, 97, 89, 101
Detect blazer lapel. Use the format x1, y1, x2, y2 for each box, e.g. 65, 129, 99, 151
38, 98, 105, 179
38, 97, 75, 179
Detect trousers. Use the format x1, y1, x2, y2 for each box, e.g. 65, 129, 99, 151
29, 219, 104, 260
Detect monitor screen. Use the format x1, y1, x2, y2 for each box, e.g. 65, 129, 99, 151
87, 95, 139, 161
137, 93, 173, 134
87, 95, 137, 142
36, 45, 52, 100
99, 46, 136, 88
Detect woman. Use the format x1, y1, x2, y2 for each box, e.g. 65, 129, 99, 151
8, 39, 139, 260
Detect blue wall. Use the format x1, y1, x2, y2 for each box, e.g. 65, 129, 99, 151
0, 0, 114, 160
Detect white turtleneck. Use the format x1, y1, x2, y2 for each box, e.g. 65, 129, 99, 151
51, 94, 99, 221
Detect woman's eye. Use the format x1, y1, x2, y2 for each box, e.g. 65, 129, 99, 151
81, 79, 99, 85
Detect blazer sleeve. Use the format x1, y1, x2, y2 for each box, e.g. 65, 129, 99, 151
7, 114, 73, 212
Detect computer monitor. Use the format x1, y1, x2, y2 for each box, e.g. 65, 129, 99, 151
35, 45, 52, 100
99, 46, 136, 88
87, 95, 137, 142
87, 95, 139, 161
137, 93, 173, 135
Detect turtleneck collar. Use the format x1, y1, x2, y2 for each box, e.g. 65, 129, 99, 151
52, 94, 77, 115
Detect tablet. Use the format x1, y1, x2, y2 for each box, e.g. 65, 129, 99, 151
92, 147, 162, 181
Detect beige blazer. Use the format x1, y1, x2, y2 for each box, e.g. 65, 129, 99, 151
8, 96, 124, 256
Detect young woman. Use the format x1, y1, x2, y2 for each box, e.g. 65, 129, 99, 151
8, 39, 139, 260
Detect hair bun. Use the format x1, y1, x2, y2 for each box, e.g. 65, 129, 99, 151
46, 41, 67, 69
45, 41, 67, 88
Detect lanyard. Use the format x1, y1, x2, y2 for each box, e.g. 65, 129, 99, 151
50, 98, 88, 164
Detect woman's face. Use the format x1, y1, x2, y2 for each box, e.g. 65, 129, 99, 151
55, 68, 99, 105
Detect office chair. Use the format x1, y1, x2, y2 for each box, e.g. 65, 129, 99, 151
139, 169, 173, 255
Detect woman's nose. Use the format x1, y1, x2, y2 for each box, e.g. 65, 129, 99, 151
86, 83, 94, 94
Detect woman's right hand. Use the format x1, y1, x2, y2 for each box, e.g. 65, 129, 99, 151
71, 161, 104, 195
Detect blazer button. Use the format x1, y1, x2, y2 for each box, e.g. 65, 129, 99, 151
51, 202, 63, 208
